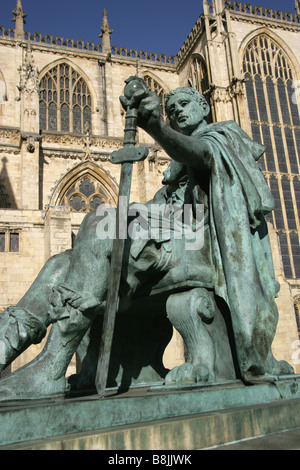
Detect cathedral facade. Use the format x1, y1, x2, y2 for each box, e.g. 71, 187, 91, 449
0, 0, 300, 374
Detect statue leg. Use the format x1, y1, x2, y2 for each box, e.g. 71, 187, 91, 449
165, 288, 216, 385
0, 285, 106, 401
0, 211, 112, 400
0, 250, 72, 373
0, 306, 99, 400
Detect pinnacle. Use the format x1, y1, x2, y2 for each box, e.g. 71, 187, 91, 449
12, 0, 27, 23
100, 8, 113, 37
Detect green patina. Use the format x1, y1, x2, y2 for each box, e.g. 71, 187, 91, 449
0, 77, 294, 402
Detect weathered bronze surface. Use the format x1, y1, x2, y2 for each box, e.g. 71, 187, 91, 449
0, 77, 294, 402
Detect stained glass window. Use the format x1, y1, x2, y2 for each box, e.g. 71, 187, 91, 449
187, 55, 210, 95
144, 75, 167, 121
290, 232, 300, 278
39, 63, 92, 134
187, 55, 211, 122
62, 175, 111, 213
243, 35, 300, 279
61, 103, 69, 132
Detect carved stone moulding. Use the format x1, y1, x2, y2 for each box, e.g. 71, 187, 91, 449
0, 128, 21, 146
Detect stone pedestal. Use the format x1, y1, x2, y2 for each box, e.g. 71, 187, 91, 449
1, 376, 300, 450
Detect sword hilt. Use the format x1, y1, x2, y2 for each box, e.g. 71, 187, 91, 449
123, 107, 138, 146
122, 77, 148, 146
111, 77, 149, 164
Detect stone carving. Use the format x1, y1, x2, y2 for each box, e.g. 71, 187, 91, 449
0, 77, 294, 401
16, 42, 39, 98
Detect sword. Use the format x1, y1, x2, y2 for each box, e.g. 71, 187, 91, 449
95, 77, 149, 397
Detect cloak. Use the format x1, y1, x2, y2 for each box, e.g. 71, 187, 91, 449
193, 120, 280, 376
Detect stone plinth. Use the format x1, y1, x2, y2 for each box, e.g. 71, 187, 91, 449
1, 376, 300, 450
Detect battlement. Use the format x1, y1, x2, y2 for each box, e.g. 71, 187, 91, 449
176, 16, 204, 67
225, 1, 300, 24
0, 27, 176, 67
1, 2, 299, 71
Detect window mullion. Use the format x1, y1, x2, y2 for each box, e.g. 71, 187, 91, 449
68, 66, 72, 133
57, 65, 61, 132
70, 71, 75, 134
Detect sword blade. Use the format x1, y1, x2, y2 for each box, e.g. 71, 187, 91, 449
95, 161, 132, 397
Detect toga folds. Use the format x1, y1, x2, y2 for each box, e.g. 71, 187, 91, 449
190, 120, 280, 377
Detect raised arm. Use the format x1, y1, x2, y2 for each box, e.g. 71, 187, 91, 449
120, 79, 212, 170
145, 115, 212, 170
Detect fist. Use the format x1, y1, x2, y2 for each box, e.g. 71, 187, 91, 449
120, 76, 161, 130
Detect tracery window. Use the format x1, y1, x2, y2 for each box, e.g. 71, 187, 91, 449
243, 35, 300, 279
144, 75, 167, 121
62, 175, 111, 213
187, 55, 210, 95
39, 63, 92, 134
187, 55, 211, 122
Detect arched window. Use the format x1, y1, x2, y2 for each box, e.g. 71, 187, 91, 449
187, 55, 211, 122
62, 174, 112, 213
187, 55, 210, 95
243, 35, 300, 279
39, 63, 92, 134
144, 75, 167, 121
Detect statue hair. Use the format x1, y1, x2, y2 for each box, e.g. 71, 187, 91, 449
165, 87, 208, 109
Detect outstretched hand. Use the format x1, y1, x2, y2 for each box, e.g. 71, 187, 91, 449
120, 77, 161, 131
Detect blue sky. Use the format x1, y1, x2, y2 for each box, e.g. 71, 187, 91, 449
1, 0, 297, 56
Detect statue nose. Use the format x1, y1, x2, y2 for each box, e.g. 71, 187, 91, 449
174, 104, 183, 115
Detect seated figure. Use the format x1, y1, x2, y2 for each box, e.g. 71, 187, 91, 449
0, 78, 293, 400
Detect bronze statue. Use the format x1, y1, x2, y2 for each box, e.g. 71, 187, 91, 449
0, 77, 293, 401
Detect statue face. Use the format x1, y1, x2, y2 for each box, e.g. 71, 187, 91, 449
166, 92, 209, 135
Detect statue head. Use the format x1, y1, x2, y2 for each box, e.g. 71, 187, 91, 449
165, 87, 210, 135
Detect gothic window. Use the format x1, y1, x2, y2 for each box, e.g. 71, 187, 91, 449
243, 35, 300, 279
39, 64, 92, 134
62, 175, 111, 213
187, 55, 210, 95
187, 55, 211, 122
144, 75, 167, 121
